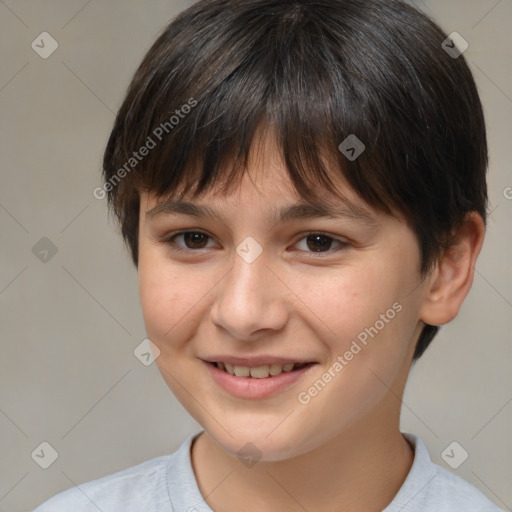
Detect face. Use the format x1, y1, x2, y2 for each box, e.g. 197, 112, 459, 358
137, 132, 429, 462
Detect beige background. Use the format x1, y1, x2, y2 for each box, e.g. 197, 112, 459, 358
0, 1, 510, 511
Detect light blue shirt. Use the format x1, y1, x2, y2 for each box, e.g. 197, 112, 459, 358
32, 431, 504, 511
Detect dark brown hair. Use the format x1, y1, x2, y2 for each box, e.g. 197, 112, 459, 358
102, 0, 488, 360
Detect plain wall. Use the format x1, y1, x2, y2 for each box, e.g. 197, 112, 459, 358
0, 1, 510, 511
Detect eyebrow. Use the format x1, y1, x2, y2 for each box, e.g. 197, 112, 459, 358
146, 199, 378, 226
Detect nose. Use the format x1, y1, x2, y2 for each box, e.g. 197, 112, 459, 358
209, 250, 289, 341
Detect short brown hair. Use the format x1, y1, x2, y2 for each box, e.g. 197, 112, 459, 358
102, 0, 488, 360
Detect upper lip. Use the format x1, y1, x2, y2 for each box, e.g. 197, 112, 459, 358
202, 356, 317, 366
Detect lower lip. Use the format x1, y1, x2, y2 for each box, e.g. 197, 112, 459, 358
204, 361, 317, 399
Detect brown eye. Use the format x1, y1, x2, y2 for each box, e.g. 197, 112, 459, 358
295, 232, 349, 257
163, 231, 214, 253
181, 232, 209, 249
162, 230, 349, 258
305, 234, 335, 252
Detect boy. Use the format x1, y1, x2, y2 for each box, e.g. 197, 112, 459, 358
34, 0, 503, 510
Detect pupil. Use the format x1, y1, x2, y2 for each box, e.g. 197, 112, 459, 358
307, 235, 331, 252
185, 233, 207, 248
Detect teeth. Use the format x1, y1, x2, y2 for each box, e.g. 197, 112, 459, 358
269, 363, 283, 375
234, 366, 250, 377
215, 361, 308, 378
250, 365, 269, 379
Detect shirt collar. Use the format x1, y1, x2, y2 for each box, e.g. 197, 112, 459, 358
167, 431, 438, 512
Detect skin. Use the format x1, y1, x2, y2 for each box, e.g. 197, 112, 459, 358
137, 129, 485, 512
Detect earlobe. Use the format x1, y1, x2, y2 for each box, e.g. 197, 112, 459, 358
420, 212, 486, 327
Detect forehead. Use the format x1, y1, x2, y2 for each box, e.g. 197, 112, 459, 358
142, 127, 377, 222
142, 170, 380, 231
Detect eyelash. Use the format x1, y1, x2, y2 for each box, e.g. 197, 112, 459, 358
161, 230, 349, 258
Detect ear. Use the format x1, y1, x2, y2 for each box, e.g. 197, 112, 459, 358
420, 212, 486, 326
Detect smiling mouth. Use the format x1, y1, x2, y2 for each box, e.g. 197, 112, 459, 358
209, 361, 314, 378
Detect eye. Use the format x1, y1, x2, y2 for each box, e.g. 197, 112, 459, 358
163, 231, 215, 252
162, 230, 348, 257
294, 232, 349, 257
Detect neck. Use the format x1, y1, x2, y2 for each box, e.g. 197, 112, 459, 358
191, 397, 414, 512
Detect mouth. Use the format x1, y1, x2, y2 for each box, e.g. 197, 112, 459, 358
208, 361, 314, 378
204, 359, 317, 399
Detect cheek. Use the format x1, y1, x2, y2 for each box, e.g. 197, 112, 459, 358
137, 247, 207, 350
290, 256, 417, 380
290, 263, 399, 345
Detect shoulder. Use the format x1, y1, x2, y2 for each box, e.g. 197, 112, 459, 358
390, 434, 504, 512
31, 455, 171, 512
424, 464, 504, 511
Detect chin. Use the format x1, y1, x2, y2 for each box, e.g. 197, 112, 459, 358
206, 422, 317, 463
